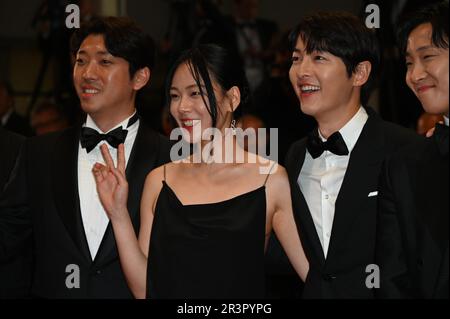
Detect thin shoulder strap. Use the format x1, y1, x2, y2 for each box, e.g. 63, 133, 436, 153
263, 162, 277, 186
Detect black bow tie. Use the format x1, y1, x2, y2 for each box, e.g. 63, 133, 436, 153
307, 130, 349, 159
80, 126, 128, 153
80, 113, 139, 153
434, 123, 449, 156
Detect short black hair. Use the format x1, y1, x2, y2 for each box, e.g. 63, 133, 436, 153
397, 1, 449, 54
289, 11, 380, 104
70, 16, 156, 78
165, 44, 250, 128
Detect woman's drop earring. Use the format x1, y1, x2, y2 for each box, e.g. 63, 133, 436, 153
231, 119, 237, 135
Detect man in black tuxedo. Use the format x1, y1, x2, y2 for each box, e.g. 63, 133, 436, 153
285, 12, 419, 298
0, 17, 171, 298
0, 127, 32, 298
376, 2, 449, 298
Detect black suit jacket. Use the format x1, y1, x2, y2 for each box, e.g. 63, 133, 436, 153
0, 122, 171, 298
0, 127, 32, 298
376, 134, 448, 298
285, 108, 419, 298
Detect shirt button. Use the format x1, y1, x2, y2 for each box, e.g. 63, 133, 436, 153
325, 194, 329, 200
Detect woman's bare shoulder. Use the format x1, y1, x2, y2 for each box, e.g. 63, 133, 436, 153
145, 161, 189, 186
261, 160, 288, 189
247, 155, 286, 180
145, 164, 165, 186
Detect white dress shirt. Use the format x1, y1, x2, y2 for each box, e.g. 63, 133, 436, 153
298, 107, 368, 258
444, 116, 449, 127
78, 112, 139, 260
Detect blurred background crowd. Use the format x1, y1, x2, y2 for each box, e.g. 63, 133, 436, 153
1, 1, 444, 149
0, 0, 444, 297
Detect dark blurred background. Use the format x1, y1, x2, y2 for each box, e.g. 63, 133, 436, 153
1, 0, 440, 140
0, 0, 443, 298
0, 0, 361, 136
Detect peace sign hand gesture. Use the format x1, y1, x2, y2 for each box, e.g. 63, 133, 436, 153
92, 143, 129, 222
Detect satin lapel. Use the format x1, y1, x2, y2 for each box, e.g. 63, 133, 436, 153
52, 127, 92, 263
288, 139, 326, 265
93, 124, 160, 267
326, 113, 384, 262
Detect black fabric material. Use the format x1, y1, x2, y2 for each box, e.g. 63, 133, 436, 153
147, 181, 266, 299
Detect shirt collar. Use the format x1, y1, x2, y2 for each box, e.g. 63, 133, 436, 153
338, 106, 368, 153
318, 106, 368, 154
444, 116, 449, 127
84, 110, 138, 133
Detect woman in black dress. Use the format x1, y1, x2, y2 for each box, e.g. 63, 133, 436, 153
92, 44, 309, 299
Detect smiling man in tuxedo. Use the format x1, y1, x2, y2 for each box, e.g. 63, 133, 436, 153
284, 12, 419, 298
0, 17, 171, 298
376, 1, 449, 298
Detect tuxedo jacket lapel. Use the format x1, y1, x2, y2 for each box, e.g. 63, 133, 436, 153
93, 124, 161, 267
326, 112, 385, 263
288, 140, 326, 265
51, 127, 92, 263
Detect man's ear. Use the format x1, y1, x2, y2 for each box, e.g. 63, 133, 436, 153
227, 86, 241, 112
132, 67, 151, 90
353, 61, 371, 87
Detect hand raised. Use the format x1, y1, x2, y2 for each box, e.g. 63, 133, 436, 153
92, 143, 128, 221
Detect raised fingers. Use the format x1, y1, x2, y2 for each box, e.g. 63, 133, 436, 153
92, 163, 106, 183
100, 143, 115, 168
110, 166, 128, 187
117, 144, 126, 174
